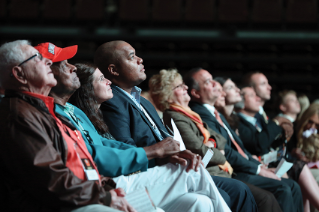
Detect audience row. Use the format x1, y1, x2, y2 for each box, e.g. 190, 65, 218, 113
1, 39, 319, 212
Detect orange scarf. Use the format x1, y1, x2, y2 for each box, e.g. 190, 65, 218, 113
169, 104, 233, 175
169, 103, 211, 144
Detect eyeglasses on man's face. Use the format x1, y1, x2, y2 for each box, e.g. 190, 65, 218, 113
18, 52, 43, 67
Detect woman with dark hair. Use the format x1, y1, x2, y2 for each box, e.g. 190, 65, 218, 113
69, 63, 114, 139
214, 77, 241, 131
214, 78, 319, 212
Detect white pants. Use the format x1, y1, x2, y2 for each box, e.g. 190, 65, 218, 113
69, 204, 121, 212
69, 205, 164, 212
114, 163, 230, 212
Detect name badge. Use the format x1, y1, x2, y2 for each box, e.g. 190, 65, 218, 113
81, 158, 99, 181
202, 149, 214, 168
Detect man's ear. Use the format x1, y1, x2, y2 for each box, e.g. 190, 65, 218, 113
191, 88, 200, 99
12, 66, 27, 84
108, 64, 119, 76
279, 104, 287, 113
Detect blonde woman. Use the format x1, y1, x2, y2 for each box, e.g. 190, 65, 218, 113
149, 69, 284, 212
302, 134, 319, 163
297, 94, 310, 121
296, 103, 319, 153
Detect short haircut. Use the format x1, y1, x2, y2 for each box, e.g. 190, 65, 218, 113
241, 71, 261, 87
94, 40, 125, 79
239, 85, 252, 99
184, 67, 202, 97
149, 69, 182, 112
234, 85, 251, 109
277, 90, 297, 105
0, 40, 30, 87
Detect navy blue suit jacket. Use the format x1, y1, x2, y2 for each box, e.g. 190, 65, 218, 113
189, 101, 260, 175
100, 85, 168, 148
237, 114, 283, 156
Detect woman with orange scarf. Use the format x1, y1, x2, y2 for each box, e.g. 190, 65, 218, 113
149, 69, 261, 212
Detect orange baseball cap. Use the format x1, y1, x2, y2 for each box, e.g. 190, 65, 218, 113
34, 42, 78, 63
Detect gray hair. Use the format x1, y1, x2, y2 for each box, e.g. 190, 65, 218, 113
0, 40, 31, 87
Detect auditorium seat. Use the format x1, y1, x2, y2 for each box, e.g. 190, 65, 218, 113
286, 0, 317, 23
118, 0, 149, 22
213, 43, 244, 53
144, 42, 176, 53
0, 0, 6, 18
43, 0, 72, 21
218, 0, 248, 23
75, 0, 105, 21
246, 44, 278, 53
9, 0, 39, 19
185, 0, 215, 23
282, 44, 313, 54
252, 0, 283, 23
152, 0, 182, 22
179, 42, 212, 53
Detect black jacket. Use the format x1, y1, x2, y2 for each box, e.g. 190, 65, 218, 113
189, 101, 260, 175
237, 113, 283, 156
101, 85, 168, 148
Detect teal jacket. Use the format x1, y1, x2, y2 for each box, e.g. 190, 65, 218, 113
55, 103, 149, 177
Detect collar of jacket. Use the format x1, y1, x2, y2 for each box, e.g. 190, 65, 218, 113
4, 90, 80, 165
6, 90, 77, 130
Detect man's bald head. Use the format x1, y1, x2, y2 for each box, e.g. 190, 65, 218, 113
94, 40, 145, 92
94, 40, 126, 77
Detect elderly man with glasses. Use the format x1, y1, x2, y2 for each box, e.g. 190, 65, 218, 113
0, 40, 133, 212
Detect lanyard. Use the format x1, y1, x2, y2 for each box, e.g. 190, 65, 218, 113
140, 106, 157, 130
65, 111, 94, 144
140, 106, 164, 140
68, 127, 101, 184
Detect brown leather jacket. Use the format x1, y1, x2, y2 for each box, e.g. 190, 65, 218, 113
0, 90, 113, 212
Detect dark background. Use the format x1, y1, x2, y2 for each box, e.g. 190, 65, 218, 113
1, 0, 319, 113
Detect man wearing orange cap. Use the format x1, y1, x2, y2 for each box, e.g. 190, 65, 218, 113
35, 42, 79, 62
0, 40, 133, 212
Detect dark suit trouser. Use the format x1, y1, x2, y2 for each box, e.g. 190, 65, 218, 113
234, 173, 303, 212
212, 176, 258, 212
242, 181, 283, 212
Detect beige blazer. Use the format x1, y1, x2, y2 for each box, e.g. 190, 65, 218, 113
163, 109, 230, 178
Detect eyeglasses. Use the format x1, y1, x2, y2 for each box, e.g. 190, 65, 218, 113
172, 83, 186, 90
18, 52, 43, 67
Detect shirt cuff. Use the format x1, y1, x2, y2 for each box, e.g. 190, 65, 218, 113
256, 164, 262, 175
